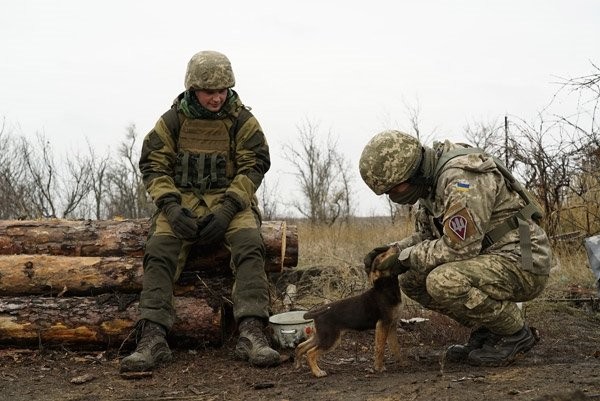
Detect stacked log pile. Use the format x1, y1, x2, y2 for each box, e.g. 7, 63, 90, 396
0, 219, 298, 348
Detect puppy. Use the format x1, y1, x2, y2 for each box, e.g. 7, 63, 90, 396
295, 246, 402, 377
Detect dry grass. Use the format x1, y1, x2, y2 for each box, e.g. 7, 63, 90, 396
277, 217, 598, 345
291, 217, 597, 301
543, 242, 598, 299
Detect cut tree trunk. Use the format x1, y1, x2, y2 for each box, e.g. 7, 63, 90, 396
0, 219, 298, 272
0, 254, 238, 297
0, 295, 223, 347
0, 218, 298, 347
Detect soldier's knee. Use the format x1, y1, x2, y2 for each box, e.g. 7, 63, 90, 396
229, 228, 265, 257
426, 266, 469, 302
143, 235, 182, 274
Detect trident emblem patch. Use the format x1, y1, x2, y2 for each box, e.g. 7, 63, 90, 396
449, 215, 468, 240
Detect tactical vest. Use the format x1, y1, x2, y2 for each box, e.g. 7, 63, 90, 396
432, 146, 544, 270
161, 105, 251, 196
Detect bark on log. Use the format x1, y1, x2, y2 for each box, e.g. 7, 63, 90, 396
0, 255, 239, 299
0, 255, 143, 295
0, 219, 298, 271
0, 295, 223, 347
0, 254, 238, 297
0, 218, 297, 347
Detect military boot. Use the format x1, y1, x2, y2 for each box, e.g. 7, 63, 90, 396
234, 317, 281, 367
120, 320, 172, 372
445, 327, 494, 362
467, 324, 538, 367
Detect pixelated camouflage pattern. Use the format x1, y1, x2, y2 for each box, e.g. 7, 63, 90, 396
392, 140, 552, 334
359, 130, 422, 195
399, 253, 548, 334
403, 140, 552, 276
184, 50, 235, 90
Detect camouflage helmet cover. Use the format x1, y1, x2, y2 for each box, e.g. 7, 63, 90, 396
184, 50, 235, 90
359, 130, 423, 195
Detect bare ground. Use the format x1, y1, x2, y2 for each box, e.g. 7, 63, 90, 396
1, 296, 599, 401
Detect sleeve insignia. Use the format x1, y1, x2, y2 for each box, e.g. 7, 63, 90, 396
443, 202, 479, 243
449, 215, 468, 240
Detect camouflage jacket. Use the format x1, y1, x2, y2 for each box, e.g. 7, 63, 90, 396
396, 141, 552, 276
139, 92, 270, 211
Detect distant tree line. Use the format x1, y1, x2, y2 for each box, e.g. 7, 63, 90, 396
0, 122, 152, 220
0, 63, 598, 237
464, 63, 600, 237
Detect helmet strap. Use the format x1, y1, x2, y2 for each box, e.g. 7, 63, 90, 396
408, 146, 436, 188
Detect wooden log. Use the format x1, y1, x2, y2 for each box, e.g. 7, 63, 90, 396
0, 255, 142, 295
0, 219, 298, 271
0, 295, 223, 347
0, 254, 239, 297
0, 219, 147, 257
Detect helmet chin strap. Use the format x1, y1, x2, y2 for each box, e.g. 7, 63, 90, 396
407, 146, 436, 188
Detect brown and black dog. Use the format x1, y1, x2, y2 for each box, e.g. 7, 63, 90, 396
295, 246, 403, 377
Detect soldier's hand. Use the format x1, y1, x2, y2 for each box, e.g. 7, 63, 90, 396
162, 201, 198, 240
375, 251, 410, 275
363, 245, 391, 272
196, 197, 239, 244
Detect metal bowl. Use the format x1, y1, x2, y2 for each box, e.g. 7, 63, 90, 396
268, 310, 314, 349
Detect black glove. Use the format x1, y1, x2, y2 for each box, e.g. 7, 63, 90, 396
376, 251, 411, 275
196, 197, 240, 244
363, 245, 391, 272
160, 199, 198, 240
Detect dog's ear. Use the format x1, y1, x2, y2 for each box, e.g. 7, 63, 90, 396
371, 245, 400, 270
368, 245, 402, 284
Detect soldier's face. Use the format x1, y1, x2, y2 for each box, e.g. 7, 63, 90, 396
386, 180, 429, 205
195, 89, 228, 112
386, 182, 411, 196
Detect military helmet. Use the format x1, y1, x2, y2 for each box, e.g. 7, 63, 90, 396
359, 130, 423, 195
184, 50, 235, 90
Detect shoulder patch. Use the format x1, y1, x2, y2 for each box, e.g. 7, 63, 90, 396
443, 202, 479, 243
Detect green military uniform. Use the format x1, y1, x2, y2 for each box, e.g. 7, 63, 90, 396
138, 89, 271, 328
121, 50, 279, 373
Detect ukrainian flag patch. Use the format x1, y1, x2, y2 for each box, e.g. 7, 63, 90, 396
455, 181, 470, 191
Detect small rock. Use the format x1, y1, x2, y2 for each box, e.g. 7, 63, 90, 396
70, 373, 96, 385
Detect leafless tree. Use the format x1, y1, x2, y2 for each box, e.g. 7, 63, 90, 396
85, 140, 112, 219
258, 176, 280, 220
464, 118, 504, 155
283, 119, 353, 225
104, 124, 153, 219
61, 152, 93, 218
0, 119, 33, 219
13, 133, 93, 219
505, 115, 576, 236
548, 61, 600, 235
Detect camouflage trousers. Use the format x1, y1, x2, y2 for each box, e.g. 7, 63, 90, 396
139, 193, 270, 329
399, 253, 548, 335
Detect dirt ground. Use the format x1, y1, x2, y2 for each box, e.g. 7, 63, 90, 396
1, 295, 599, 401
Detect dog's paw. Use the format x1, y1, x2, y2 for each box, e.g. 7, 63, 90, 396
372, 363, 387, 373
312, 368, 328, 378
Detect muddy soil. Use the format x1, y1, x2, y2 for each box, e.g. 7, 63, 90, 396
1, 299, 599, 401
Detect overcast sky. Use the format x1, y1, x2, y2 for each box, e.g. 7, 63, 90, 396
1, 0, 599, 216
